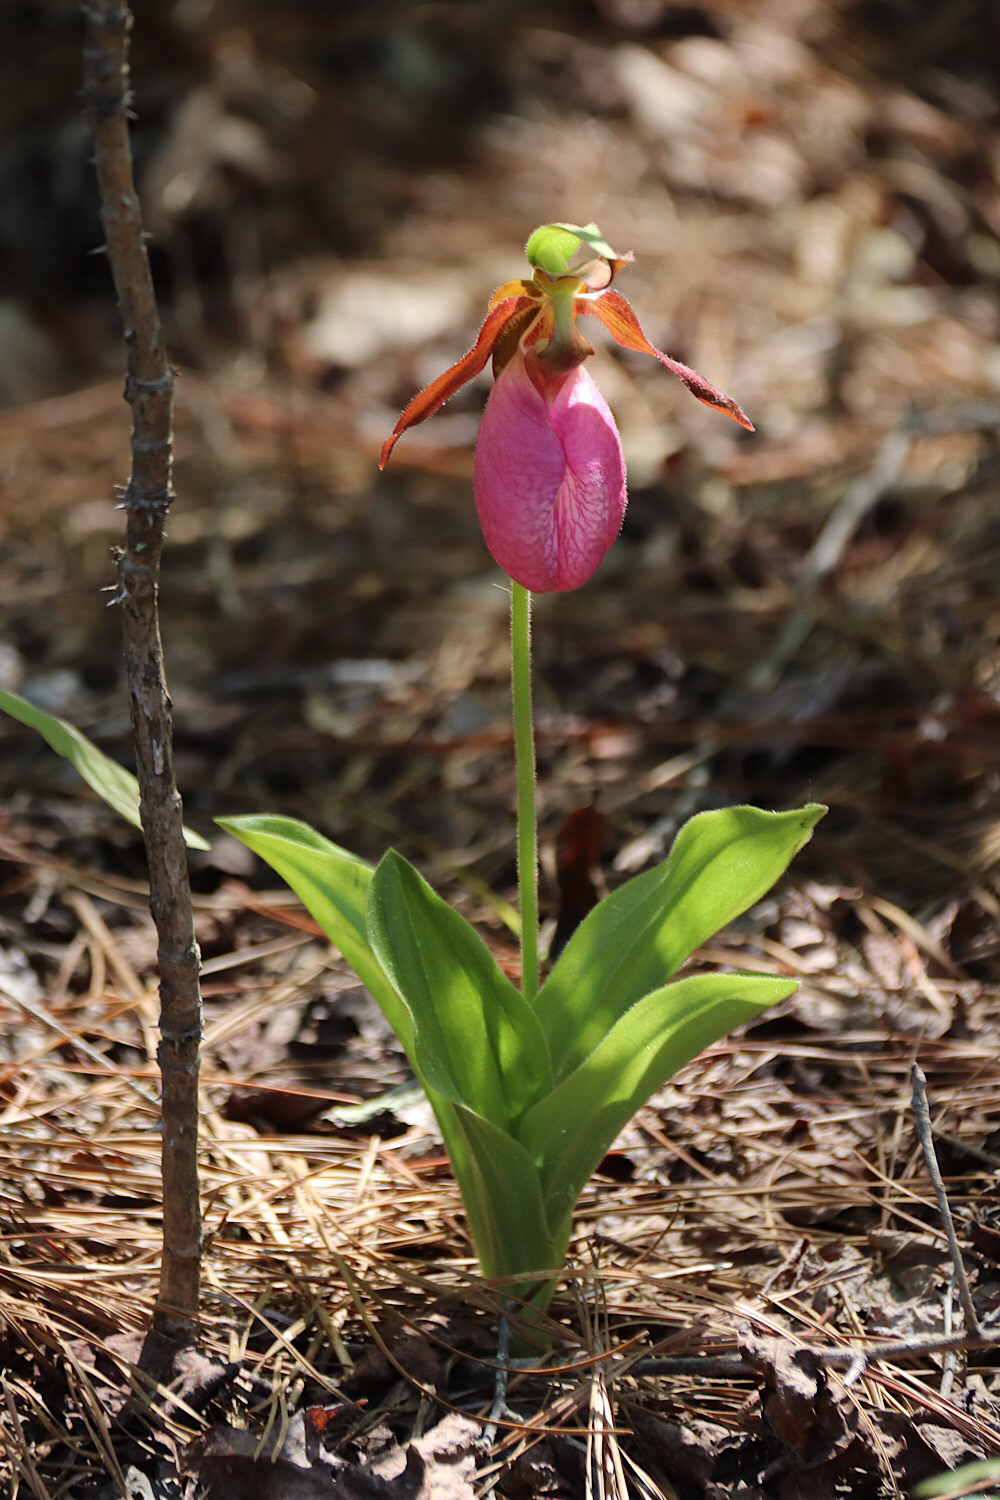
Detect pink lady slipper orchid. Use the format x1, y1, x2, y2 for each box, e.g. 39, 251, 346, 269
380, 223, 752, 592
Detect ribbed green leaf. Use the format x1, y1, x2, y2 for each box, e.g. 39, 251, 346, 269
450, 1107, 568, 1302
522, 972, 795, 1231
216, 815, 412, 1049
1, 688, 209, 850
366, 850, 552, 1130
537, 805, 824, 1081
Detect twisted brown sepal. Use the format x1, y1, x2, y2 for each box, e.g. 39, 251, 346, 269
380, 286, 540, 469
583, 288, 754, 432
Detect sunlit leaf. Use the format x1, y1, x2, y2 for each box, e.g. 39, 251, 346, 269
452, 1106, 567, 1297
522, 972, 795, 1230
216, 814, 413, 1047
538, 804, 824, 1081
0, 687, 209, 850
366, 850, 552, 1128
215, 820, 543, 1288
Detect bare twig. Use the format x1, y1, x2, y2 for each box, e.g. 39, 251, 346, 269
634, 1328, 1000, 1381
910, 1063, 981, 1336
479, 1304, 517, 1448
82, 0, 202, 1340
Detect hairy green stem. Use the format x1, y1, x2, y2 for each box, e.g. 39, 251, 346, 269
510, 582, 539, 1001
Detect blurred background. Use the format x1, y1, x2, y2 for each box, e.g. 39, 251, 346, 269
1, 0, 998, 959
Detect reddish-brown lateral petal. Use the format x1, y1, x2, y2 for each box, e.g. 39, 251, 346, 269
582, 288, 755, 432
379, 295, 536, 468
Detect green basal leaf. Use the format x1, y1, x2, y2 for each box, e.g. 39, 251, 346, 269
215, 822, 560, 1294
1, 687, 210, 850
522, 971, 795, 1232
538, 804, 824, 1082
219, 809, 819, 1324
216, 815, 412, 1049
366, 850, 552, 1130
451, 1106, 568, 1302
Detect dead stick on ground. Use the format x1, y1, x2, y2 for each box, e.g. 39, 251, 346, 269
633, 1327, 1000, 1379
910, 1062, 981, 1337
82, 0, 203, 1340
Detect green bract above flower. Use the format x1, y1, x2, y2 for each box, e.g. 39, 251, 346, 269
379, 220, 753, 471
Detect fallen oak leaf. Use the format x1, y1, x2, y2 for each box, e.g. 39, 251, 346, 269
741, 1331, 897, 1500
627, 1405, 730, 1492
740, 1331, 822, 1462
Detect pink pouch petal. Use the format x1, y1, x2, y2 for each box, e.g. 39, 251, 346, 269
474, 354, 627, 592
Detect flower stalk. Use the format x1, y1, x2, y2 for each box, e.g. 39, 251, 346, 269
510, 582, 539, 1001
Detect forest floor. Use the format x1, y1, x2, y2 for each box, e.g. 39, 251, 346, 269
0, 2, 998, 1496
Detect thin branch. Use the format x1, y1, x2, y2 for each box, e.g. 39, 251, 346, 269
910, 1062, 981, 1336
633, 1327, 1000, 1381
82, 0, 203, 1341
